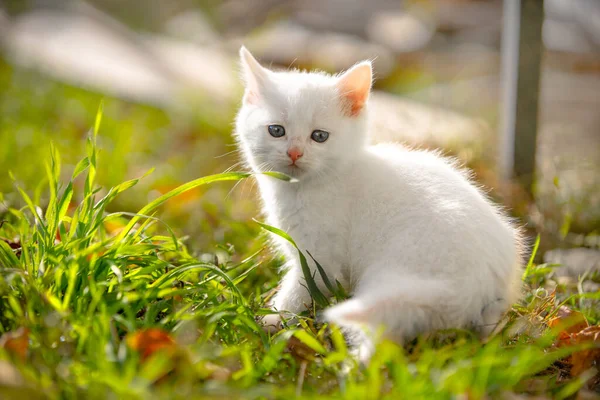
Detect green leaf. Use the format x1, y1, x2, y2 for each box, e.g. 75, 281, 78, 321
57, 182, 73, 224
17, 187, 46, 229
0, 240, 19, 267
94, 170, 152, 212
72, 157, 90, 179
293, 330, 327, 354
324, 325, 348, 365
559, 213, 572, 239
307, 250, 339, 299
44, 143, 59, 227
522, 234, 540, 281
116, 172, 251, 242
68, 206, 80, 240
46, 292, 65, 313
299, 252, 330, 306
255, 220, 329, 307
262, 171, 297, 182
94, 100, 104, 140
259, 330, 296, 373
85, 161, 96, 196
335, 279, 349, 299
151, 263, 246, 305
330, 325, 347, 354
62, 262, 79, 309
253, 219, 297, 247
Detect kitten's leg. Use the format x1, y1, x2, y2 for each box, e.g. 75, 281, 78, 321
263, 265, 314, 331
341, 325, 376, 366
479, 297, 511, 337
323, 274, 466, 363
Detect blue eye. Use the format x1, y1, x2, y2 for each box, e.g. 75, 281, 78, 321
311, 130, 329, 143
268, 125, 285, 138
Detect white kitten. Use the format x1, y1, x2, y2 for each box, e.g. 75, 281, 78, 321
234, 47, 524, 363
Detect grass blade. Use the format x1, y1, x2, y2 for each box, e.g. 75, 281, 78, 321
72, 157, 90, 179
307, 250, 340, 299
94, 100, 104, 139
115, 172, 251, 242
0, 240, 20, 267
293, 330, 327, 354
255, 220, 329, 307
262, 171, 297, 182
57, 182, 73, 224
522, 234, 540, 281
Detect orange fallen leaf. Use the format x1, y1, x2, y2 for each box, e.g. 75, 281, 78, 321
126, 328, 177, 362
548, 306, 589, 336
86, 250, 105, 262
568, 325, 600, 377
0, 328, 29, 361
104, 220, 125, 235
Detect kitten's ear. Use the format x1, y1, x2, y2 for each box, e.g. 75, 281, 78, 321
336, 61, 372, 117
239, 46, 269, 105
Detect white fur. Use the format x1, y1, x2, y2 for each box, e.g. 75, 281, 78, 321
235, 47, 524, 363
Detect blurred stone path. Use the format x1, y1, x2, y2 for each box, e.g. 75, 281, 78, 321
0, 2, 598, 239
0, 5, 488, 152
0, 6, 235, 107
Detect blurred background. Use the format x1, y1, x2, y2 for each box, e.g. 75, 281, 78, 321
0, 0, 598, 269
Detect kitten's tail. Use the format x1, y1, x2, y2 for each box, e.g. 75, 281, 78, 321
323, 277, 456, 363
324, 274, 514, 342
323, 277, 454, 335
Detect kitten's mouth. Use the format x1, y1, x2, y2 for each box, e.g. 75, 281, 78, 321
285, 163, 302, 176
287, 161, 303, 171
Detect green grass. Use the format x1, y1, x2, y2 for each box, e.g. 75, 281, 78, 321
1, 60, 599, 398
0, 60, 252, 254
0, 103, 598, 400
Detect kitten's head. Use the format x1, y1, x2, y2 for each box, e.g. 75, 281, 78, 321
235, 47, 372, 180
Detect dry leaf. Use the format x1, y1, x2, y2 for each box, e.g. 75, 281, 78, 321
0, 328, 29, 361
569, 325, 600, 377
1, 237, 22, 258
548, 306, 589, 335
286, 336, 316, 362
549, 307, 600, 383
126, 328, 177, 361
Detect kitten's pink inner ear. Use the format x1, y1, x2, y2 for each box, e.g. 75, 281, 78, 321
244, 90, 260, 105
239, 46, 268, 105
337, 62, 372, 117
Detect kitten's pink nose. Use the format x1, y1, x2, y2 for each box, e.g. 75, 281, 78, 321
287, 147, 303, 163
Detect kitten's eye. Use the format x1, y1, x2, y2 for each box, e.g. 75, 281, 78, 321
268, 125, 285, 138
311, 130, 329, 143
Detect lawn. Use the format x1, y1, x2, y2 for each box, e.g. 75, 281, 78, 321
1, 62, 599, 399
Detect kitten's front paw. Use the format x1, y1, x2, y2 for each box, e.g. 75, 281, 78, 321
353, 339, 375, 366
262, 312, 283, 333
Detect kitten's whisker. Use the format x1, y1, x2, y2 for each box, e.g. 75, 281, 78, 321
226, 178, 245, 200
222, 161, 243, 173
215, 149, 240, 159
